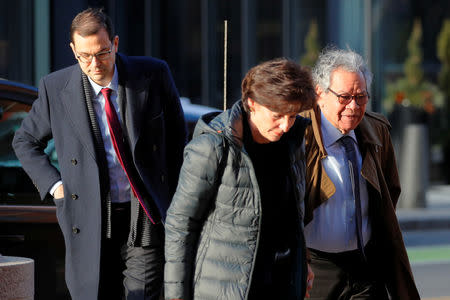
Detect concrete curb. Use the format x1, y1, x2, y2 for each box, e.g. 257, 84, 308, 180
397, 185, 450, 231
397, 209, 450, 231
0, 256, 34, 300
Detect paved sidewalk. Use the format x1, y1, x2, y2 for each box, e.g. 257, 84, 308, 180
397, 185, 450, 231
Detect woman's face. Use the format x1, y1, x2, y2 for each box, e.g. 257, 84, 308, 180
247, 98, 298, 144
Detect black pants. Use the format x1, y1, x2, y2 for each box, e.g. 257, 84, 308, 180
308, 245, 390, 300
98, 202, 164, 300
248, 248, 295, 300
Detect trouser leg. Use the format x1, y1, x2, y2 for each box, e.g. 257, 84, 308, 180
98, 203, 130, 300
121, 244, 164, 300
308, 248, 389, 300
308, 249, 346, 300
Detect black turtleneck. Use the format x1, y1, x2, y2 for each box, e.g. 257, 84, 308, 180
243, 114, 299, 293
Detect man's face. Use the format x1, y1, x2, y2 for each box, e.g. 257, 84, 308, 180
317, 68, 368, 134
70, 28, 119, 86
247, 99, 298, 144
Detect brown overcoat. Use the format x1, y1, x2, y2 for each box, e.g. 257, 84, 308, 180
300, 106, 420, 300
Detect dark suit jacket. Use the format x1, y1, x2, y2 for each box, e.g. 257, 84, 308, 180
13, 53, 187, 300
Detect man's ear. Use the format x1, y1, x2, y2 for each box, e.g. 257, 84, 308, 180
113, 35, 119, 53
315, 85, 324, 98
69, 42, 77, 59
247, 97, 255, 111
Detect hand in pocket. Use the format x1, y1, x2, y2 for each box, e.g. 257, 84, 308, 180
54, 184, 65, 199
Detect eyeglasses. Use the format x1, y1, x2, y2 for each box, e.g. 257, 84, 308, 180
75, 44, 114, 64
327, 88, 370, 106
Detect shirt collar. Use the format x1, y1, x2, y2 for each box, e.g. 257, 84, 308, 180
320, 110, 357, 148
87, 64, 119, 97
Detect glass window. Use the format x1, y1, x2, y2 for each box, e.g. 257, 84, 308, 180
372, 0, 450, 184
0, 97, 55, 205
0, 1, 33, 85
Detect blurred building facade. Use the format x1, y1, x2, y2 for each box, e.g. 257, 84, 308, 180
1, 0, 450, 183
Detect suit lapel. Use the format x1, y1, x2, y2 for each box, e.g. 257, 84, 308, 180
60, 65, 97, 161
357, 117, 382, 195
116, 55, 151, 153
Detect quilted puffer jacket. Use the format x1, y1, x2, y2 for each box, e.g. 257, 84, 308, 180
164, 101, 310, 300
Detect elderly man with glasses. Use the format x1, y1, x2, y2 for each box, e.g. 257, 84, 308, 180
13, 7, 187, 300
300, 47, 419, 300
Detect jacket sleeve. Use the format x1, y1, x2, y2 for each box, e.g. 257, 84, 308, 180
164, 133, 223, 300
12, 77, 61, 199
160, 61, 188, 198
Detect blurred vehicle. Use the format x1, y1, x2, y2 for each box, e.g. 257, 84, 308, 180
0, 79, 218, 299
180, 96, 220, 138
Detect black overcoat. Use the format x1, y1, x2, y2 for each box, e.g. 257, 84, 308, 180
13, 53, 187, 300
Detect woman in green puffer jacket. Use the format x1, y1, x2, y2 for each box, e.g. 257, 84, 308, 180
165, 58, 316, 300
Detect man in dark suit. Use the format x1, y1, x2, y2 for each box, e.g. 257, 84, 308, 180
13, 8, 187, 300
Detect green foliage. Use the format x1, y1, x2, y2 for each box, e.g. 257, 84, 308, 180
404, 19, 424, 85
300, 19, 320, 67
437, 19, 450, 98
437, 19, 450, 171
384, 19, 444, 113
384, 78, 444, 113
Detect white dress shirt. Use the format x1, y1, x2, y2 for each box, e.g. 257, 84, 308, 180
304, 111, 371, 252
51, 65, 131, 203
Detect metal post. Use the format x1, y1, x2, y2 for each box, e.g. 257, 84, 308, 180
241, 0, 256, 76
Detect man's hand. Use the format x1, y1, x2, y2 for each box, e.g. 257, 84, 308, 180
305, 263, 315, 298
54, 184, 65, 199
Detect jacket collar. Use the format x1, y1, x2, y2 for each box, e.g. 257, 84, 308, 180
115, 53, 151, 151
193, 101, 245, 148
309, 104, 327, 156
195, 101, 309, 151
309, 104, 383, 154
355, 114, 384, 148
60, 65, 97, 160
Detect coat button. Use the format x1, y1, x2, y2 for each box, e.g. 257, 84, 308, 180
71, 159, 78, 165
72, 227, 80, 234
71, 194, 78, 200
161, 175, 165, 183
153, 144, 157, 152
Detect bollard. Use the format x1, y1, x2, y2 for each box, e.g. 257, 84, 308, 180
0, 256, 34, 300
398, 124, 429, 209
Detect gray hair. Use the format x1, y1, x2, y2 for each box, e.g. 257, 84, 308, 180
312, 47, 373, 91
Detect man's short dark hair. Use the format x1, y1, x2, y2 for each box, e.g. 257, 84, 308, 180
241, 58, 315, 114
70, 7, 114, 42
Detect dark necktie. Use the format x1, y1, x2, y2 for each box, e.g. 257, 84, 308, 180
101, 88, 156, 224
339, 135, 366, 259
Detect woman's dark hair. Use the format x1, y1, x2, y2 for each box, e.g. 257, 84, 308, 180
241, 58, 315, 114
70, 7, 114, 42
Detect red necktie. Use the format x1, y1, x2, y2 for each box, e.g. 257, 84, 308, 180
101, 88, 155, 224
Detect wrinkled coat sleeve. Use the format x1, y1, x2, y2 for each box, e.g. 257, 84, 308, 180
164, 133, 224, 300
12, 77, 61, 199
